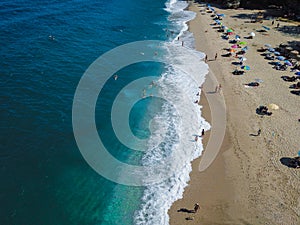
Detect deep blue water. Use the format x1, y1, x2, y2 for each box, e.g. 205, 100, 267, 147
0, 0, 173, 224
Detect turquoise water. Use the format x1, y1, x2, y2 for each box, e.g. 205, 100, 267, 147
0, 0, 209, 224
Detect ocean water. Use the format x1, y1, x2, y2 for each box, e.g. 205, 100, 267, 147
0, 0, 209, 224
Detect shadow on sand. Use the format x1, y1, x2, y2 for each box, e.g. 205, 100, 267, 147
280, 157, 300, 168
177, 208, 195, 214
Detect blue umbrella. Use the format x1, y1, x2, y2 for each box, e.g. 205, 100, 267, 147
268, 48, 275, 52
262, 25, 270, 30
284, 60, 292, 66
241, 65, 250, 70
273, 51, 280, 55
242, 46, 248, 51
277, 56, 285, 61
295, 71, 300, 76
217, 13, 225, 17
298, 150, 300, 156
274, 62, 281, 66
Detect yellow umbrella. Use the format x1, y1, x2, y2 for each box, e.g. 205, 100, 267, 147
268, 103, 279, 110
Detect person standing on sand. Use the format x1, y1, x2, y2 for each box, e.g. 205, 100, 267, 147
205, 55, 208, 63
215, 84, 221, 93
214, 53, 218, 60
194, 203, 200, 213
218, 84, 222, 93
257, 128, 261, 136
201, 129, 205, 137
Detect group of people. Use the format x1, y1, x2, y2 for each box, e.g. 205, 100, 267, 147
194, 129, 205, 142
204, 53, 218, 62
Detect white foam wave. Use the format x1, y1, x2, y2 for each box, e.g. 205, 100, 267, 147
134, 1, 210, 224
165, 0, 196, 45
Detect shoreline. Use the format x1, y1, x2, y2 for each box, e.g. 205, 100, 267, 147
169, 1, 300, 224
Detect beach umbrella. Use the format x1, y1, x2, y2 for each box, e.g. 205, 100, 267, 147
239, 41, 247, 45
217, 13, 225, 17
242, 46, 248, 51
268, 103, 279, 110
284, 60, 292, 66
276, 56, 285, 61
262, 25, 270, 31
231, 44, 238, 48
264, 44, 271, 48
295, 71, 300, 76
227, 29, 233, 33
273, 51, 280, 55
274, 61, 281, 66
235, 35, 240, 39
241, 65, 250, 70
239, 57, 247, 61
250, 32, 255, 37
268, 48, 275, 52
298, 150, 300, 156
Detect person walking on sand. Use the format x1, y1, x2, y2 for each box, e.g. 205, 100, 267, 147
205, 55, 208, 63
194, 203, 200, 213
214, 53, 218, 60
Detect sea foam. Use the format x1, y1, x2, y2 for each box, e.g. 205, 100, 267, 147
133, 1, 210, 224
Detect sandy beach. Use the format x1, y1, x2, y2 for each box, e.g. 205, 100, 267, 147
169, 1, 300, 225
